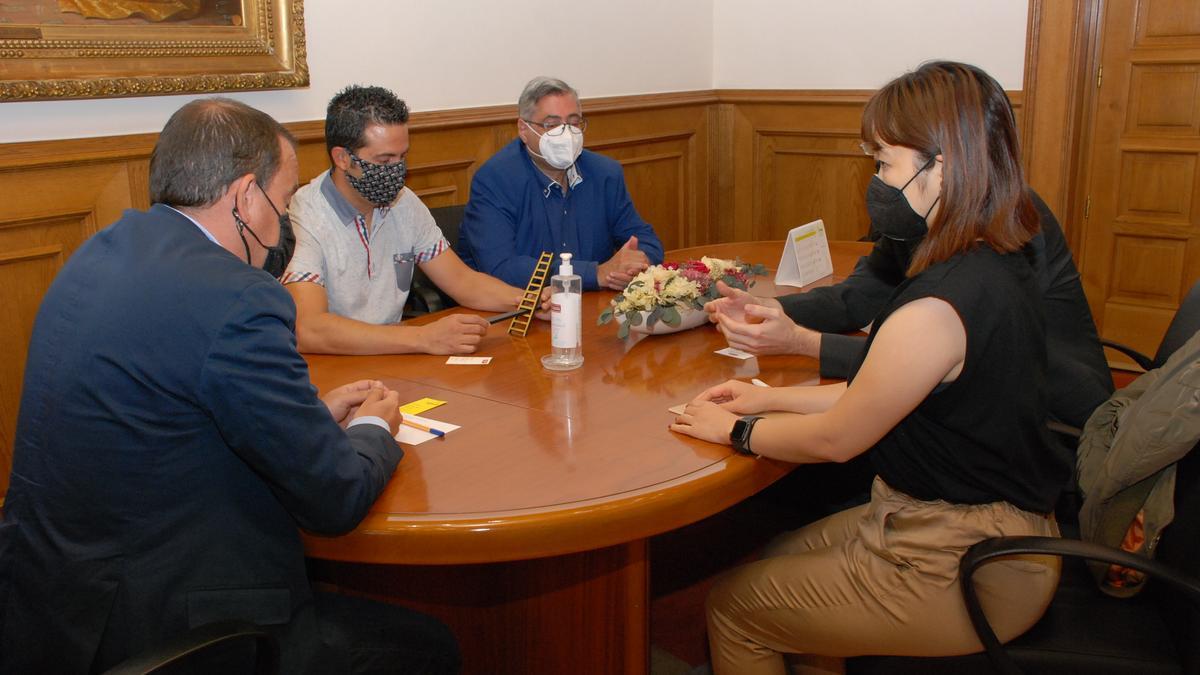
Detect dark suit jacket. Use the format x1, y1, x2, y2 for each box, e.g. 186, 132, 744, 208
779, 191, 1113, 428
0, 205, 403, 674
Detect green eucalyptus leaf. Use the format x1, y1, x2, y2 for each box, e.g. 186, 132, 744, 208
647, 306, 662, 330
627, 310, 643, 326
617, 320, 630, 339
662, 305, 681, 326
598, 307, 613, 325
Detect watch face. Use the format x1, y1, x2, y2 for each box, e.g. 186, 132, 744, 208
731, 418, 747, 440
731, 416, 756, 455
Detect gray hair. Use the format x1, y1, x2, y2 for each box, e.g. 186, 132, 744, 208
518, 76, 579, 119
150, 98, 295, 208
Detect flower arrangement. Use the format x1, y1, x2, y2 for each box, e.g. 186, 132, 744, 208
598, 257, 768, 338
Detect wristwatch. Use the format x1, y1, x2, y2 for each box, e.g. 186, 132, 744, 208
730, 415, 763, 456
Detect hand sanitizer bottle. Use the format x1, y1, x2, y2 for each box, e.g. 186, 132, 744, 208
542, 252, 583, 371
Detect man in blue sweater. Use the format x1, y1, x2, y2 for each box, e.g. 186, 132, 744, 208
459, 77, 664, 291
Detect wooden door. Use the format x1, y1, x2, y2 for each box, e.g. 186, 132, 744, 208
1078, 0, 1200, 365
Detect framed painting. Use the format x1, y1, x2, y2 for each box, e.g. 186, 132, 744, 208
0, 0, 307, 101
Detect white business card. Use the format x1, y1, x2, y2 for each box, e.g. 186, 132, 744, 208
446, 356, 492, 365
715, 347, 754, 360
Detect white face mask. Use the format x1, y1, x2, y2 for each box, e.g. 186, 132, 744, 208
524, 120, 584, 170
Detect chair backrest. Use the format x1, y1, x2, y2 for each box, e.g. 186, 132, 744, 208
102, 620, 279, 675
430, 204, 465, 251
1154, 279, 1200, 369
1150, 440, 1200, 672
405, 204, 465, 316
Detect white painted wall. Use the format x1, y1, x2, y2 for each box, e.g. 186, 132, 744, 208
0, 0, 1029, 144
712, 0, 1029, 90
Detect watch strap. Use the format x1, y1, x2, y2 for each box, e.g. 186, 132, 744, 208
731, 415, 763, 456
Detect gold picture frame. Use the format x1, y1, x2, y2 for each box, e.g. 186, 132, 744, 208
0, 0, 308, 102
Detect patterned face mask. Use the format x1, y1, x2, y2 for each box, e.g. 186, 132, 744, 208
346, 152, 407, 207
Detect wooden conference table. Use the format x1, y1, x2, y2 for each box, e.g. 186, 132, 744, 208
303, 240, 872, 675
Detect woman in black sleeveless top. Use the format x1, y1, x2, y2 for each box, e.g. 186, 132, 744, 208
671, 62, 1069, 675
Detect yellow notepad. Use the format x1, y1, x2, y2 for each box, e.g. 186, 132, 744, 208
399, 397, 447, 416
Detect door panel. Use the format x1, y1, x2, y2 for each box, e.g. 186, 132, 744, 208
1079, 0, 1200, 367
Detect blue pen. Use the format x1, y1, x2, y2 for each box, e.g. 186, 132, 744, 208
402, 419, 445, 437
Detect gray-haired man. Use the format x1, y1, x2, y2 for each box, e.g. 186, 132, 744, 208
459, 76, 664, 291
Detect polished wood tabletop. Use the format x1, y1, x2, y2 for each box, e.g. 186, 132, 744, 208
301, 240, 871, 565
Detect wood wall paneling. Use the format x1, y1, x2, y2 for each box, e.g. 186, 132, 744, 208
754, 128, 873, 242
406, 123, 507, 209
0, 161, 134, 502
716, 92, 876, 244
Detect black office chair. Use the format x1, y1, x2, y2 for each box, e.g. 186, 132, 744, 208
404, 204, 465, 317
102, 620, 279, 675
1103, 279, 1200, 371
847, 442, 1200, 675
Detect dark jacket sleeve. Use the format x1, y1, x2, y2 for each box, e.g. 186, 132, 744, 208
776, 230, 908, 379
818, 333, 869, 380
778, 220, 918, 333
198, 280, 403, 536
1029, 191, 1115, 427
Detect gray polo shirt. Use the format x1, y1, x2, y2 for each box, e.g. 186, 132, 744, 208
282, 170, 447, 325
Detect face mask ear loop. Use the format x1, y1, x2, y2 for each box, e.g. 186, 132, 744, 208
232, 207, 253, 265
522, 120, 551, 162
922, 195, 940, 221
918, 154, 940, 221
234, 197, 271, 251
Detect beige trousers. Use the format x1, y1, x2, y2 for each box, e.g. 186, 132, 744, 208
706, 477, 1061, 675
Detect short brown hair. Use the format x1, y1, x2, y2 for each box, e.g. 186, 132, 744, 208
861, 61, 1038, 276
150, 97, 296, 208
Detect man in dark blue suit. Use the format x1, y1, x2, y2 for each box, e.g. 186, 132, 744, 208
0, 98, 459, 674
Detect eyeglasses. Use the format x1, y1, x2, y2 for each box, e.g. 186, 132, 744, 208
522, 117, 588, 135
859, 141, 886, 172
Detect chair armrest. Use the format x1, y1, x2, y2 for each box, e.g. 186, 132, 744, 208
958, 536, 1200, 675
102, 620, 279, 675
1046, 420, 1081, 439
1101, 339, 1154, 371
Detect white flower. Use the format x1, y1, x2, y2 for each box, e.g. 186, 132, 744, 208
700, 256, 736, 280
612, 263, 704, 313
661, 275, 700, 301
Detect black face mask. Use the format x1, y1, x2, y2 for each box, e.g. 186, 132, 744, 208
232, 183, 294, 279
865, 157, 939, 243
